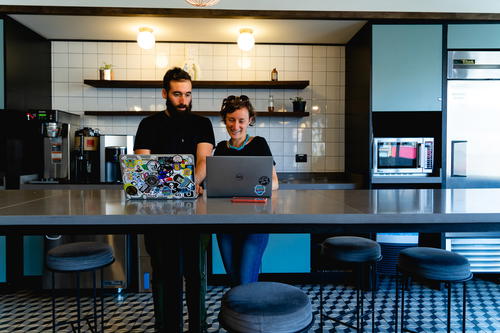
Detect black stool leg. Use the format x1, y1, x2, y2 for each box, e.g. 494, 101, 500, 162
395, 274, 399, 333
319, 268, 324, 330
400, 276, 406, 333
462, 282, 467, 333
101, 268, 105, 333
356, 268, 361, 331
93, 269, 97, 333
51, 271, 56, 333
359, 265, 365, 332
447, 282, 452, 333
371, 263, 376, 333
76, 272, 81, 333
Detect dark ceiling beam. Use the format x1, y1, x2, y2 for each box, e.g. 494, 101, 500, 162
1, 5, 500, 21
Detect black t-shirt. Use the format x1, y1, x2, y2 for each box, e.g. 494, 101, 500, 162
134, 111, 215, 156
214, 136, 275, 165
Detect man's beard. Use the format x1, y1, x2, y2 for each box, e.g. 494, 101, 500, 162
166, 98, 192, 117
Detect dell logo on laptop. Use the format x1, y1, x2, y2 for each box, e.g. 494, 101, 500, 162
235, 173, 244, 181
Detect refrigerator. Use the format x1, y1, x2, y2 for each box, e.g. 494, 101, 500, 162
445, 50, 500, 272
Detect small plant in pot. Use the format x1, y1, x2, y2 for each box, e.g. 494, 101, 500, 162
290, 96, 306, 112
99, 63, 113, 80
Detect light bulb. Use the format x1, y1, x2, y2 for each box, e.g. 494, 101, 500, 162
237, 28, 255, 52
137, 27, 155, 50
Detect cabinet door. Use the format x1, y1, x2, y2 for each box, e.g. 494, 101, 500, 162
261, 234, 310, 273
448, 24, 500, 49
372, 25, 442, 112
0, 236, 5, 283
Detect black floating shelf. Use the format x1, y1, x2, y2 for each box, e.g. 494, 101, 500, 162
84, 111, 309, 117
83, 80, 309, 89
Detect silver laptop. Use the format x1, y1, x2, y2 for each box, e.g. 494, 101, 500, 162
206, 156, 273, 197
120, 154, 197, 199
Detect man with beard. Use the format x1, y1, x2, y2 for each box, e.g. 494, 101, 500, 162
134, 67, 215, 333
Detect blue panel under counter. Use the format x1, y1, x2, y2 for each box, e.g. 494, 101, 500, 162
212, 234, 311, 274
23, 236, 44, 276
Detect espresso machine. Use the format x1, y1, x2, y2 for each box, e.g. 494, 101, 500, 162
26, 110, 80, 182
73, 127, 101, 183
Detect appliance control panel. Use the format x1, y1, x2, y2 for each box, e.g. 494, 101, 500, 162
422, 140, 434, 172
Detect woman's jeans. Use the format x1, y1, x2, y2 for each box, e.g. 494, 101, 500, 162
217, 233, 269, 286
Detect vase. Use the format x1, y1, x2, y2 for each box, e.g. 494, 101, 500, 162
292, 101, 306, 112
99, 69, 113, 80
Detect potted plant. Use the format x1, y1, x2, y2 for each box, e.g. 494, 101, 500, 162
99, 63, 113, 80
290, 96, 306, 112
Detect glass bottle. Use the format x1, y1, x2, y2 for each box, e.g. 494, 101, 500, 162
268, 95, 275, 112
271, 68, 278, 81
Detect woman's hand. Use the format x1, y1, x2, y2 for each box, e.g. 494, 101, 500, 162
196, 183, 204, 195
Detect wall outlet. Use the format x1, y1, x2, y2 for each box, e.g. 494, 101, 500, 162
295, 154, 307, 163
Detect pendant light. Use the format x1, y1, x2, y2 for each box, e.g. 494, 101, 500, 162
237, 28, 255, 52
137, 27, 155, 50
185, 0, 220, 7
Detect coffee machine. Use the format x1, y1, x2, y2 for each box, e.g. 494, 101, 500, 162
26, 110, 80, 182
73, 127, 101, 183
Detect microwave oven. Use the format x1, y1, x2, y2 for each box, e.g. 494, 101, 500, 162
372, 137, 434, 175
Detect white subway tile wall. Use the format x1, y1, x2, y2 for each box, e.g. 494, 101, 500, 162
52, 41, 345, 172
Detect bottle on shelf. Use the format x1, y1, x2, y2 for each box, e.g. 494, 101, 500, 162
268, 95, 275, 112
271, 68, 278, 81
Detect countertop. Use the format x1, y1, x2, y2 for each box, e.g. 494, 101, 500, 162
1, 189, 500, 234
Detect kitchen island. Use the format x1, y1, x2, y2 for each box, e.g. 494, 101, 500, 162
1, 188, 500, 333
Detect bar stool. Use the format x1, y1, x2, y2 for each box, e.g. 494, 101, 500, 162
218, 281, 314, 333
319, 236, 382, 332
46, 241, 115, 333
395, 247, 472, 333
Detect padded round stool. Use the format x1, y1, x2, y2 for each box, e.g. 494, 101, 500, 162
219, 281, 314, 333
46, 241, 115, 333
395, 247, 472, 333
320, 236, 382, 332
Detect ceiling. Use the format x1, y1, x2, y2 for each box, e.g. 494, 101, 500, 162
9, 14, 367, 45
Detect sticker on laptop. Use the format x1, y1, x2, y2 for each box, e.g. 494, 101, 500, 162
258, 176, 270, 186
254, 184, 266, 196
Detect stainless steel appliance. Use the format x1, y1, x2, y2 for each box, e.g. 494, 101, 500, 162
445, 50, 500, 272
27, 110, 80, 182
99, 135, 134, 183
73, 127, 100, 183
372, 137, 434, 175
43, 234, 130, 290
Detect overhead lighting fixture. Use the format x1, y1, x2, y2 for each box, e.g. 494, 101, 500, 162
137, 27, 155, 49
237, 28, 255, 52
185, 0, 220, 7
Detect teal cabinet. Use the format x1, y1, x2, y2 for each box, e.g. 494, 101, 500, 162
448, 24, 500, 49
23, 236, 44, 276
0, 236, 5, 283
212, 234, 310, 274
372, 24, 443, 112
261, 234, 310, 273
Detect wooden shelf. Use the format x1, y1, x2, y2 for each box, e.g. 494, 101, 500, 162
83, 80, 309, 89
84, 111, 309, 117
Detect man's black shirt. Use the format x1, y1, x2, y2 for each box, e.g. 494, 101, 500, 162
134, 111, 215, 157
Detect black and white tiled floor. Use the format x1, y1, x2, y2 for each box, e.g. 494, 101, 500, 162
0, 276, 498, 332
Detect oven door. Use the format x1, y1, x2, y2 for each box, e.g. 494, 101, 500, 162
373, 138, 422, 174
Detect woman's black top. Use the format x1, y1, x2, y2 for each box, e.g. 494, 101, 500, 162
214, 136, 275, 165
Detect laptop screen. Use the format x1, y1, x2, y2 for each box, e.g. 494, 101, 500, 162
206, 156, 273, 198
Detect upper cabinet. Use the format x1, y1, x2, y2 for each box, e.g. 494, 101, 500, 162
372, 24, 443, 112
448, 24, 500, 49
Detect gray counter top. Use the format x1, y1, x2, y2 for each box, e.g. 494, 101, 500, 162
1, 189, 500, 233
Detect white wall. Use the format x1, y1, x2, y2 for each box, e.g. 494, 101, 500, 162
51, 41, 345, 173
4, 0, 500, 13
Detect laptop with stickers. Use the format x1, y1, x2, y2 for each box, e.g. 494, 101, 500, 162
120, 154, 197, 199
206, 156, 273, 198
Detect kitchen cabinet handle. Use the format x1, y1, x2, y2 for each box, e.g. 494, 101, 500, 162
451, 140, 467, 177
